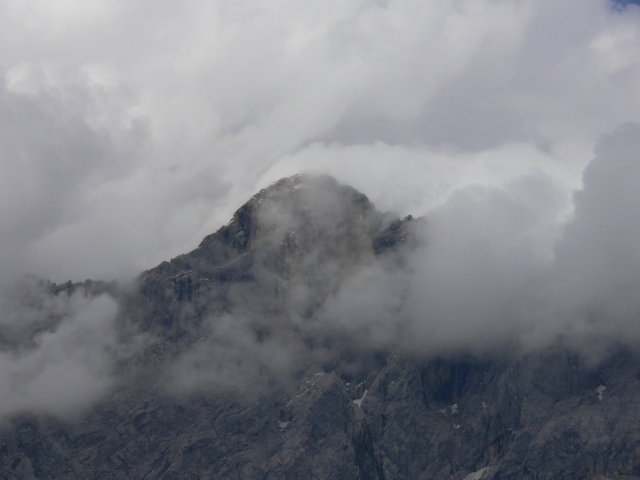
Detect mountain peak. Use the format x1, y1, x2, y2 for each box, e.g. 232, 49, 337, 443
198, 173, 374, 252
8, 176, 640, 480
137, 174, 414, 336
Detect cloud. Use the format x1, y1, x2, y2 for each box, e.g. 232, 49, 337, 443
0, 0, 639, 288
1, 0, 640, 403
314, 122, 640, 358
2, 122, 638, 409
0, 281, 122, 421
530, 122, 640, 349
0, 67, 148, 285
164, 312, 303, 393
400, 174, 561, 354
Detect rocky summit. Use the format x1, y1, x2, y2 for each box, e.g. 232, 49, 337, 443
2, 174, 640, 480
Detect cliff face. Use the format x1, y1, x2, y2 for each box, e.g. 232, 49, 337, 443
1, 175, 639, 480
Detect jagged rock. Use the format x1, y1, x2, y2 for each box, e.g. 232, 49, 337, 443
1, 175, 639, 480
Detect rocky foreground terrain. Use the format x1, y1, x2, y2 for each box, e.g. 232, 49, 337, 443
2, 174, 640, 480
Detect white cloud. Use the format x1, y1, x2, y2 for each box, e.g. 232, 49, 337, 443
0, 0, 638, 286
0, 285, 121, 420
3, 0, 640, 415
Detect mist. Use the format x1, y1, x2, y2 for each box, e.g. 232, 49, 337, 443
0, 281, 121, 421
1, 123, 639, 416
1, 0, 640, 415
1, 0, 639, 286
164, 122, 640, 395
309, 123, 640, 359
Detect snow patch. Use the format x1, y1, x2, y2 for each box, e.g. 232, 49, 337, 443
596, 385, 606, 401
464, 467, 488, 480
353, 389, 368, 408
440, 403, 460, 416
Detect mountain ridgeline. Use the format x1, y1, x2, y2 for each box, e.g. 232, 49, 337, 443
1, 174, 640, 480
135, 174, 413, 344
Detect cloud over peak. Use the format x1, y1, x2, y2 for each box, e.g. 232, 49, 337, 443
1, 0, 640, 413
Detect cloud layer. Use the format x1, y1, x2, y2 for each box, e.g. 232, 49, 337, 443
164, 121, 640, 393
1, 0, 640, 416
401, 122, 640, 356
0, 281, 121, 421
1, 0, 639, 286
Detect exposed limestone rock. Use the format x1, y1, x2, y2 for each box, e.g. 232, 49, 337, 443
1, 175, 638, 480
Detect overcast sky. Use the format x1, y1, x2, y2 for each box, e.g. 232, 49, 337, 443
1, 0, 640, 286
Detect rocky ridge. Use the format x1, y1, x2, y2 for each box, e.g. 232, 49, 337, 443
1, 174, 639, 480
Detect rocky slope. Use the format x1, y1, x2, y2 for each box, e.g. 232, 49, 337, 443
1, 174, 639, 480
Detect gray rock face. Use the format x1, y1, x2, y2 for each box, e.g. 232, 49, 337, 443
1, 174, 639, 479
